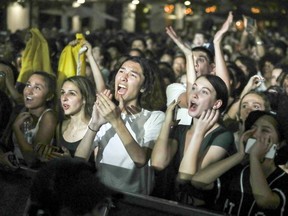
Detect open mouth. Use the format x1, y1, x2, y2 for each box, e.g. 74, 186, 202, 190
189, 101, 198, 111
62, 104, 70, 110
25, 96, 33, 101
117, 84, 127, 95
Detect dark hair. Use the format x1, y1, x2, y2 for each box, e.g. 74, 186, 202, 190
276, 64, 288, 88
158, 62, 176, 85
28, 158, 117, 216
128, 48, 146, 58
274, 40, 287, 54
226, 61, 247, 98
244, 110, 283, 141
199, 74, 228, 113
30, 71, 57, 108
258, 53, 281, 76
173, 52, 186, 64
235, 55, 258, 78
192, 46, 214, 64
62, 76, 96, 118
111, 56, 154, 98
130, 36, 147, 48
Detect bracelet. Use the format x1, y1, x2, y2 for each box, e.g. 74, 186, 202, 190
88, 125, 97, 132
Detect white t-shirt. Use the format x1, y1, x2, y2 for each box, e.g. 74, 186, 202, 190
93, 109, 165, 195
166, 83, 192, 125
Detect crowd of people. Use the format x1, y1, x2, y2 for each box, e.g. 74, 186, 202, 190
1, 10, 288, 216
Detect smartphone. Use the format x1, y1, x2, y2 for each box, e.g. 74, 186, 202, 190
245, 138, 277, 159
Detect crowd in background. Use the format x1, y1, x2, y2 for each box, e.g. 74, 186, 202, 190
1, 11, 288, 216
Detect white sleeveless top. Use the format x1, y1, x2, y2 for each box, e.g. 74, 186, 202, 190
13, 108, 53, 160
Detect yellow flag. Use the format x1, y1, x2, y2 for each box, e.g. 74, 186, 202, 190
17, 28, 53, 84
57, 33, 86, 93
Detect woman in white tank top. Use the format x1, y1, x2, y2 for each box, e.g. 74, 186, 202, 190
12, 71, 57, 167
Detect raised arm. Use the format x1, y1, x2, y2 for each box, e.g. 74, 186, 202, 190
151, 100, 179, 170
213, 11, 233, 95
240, 16, 265, 59
82, 41, 106, 93
224, 74, 264, 120
166, 26, 196, 91
166, 26, 196, 108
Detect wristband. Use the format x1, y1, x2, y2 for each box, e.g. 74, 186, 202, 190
88, 125, 97, 132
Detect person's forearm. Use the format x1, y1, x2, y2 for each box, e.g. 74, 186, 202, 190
178, 132, 203, 180
214, 42, 230, 95
112, 118, 148, 167
13, 128, 36, 164
254, 35, 265, 58
185, 53, 196, 92
75, 124, 98, 160
250, 157, 280, 208
226, 100, 240, 120
152, 120, 174, 170
87, 55, 106, 93
191, 152, 243, 189
239, 30, 249, 51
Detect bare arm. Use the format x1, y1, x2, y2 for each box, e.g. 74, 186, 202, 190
75, 91, 108, 160
249, 136, 281, 209
225, 74, 264, 120
191, 129, 250, 189
191, 149, 244, 190
213, 11, 233, 95
83, 41, 106, 93
96, 92, 152, 167
12, 111, 57, 165
151, 100, 179, 170
0, 63, 23, 104
178, 109, 220, 180
166, 26, 196, 97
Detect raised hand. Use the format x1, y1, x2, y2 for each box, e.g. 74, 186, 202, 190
96, 90, 119, 125
166, 26, 192, 56
165, 99, 180, 125
250, 136, 274, 161
213, 11, 233, 43
241, 75, 265, 96
195, 109, 219, 135
12, 112, 32, 130
239, 128, 256, 154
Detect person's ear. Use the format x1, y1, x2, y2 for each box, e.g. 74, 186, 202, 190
212, 99, 222, 110
210, 63, 216, 75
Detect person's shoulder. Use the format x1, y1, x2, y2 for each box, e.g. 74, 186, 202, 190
142, 109, 165, 123
40, 108, 57, 122
143, 109, 164, 115
217, 124, 234, 135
